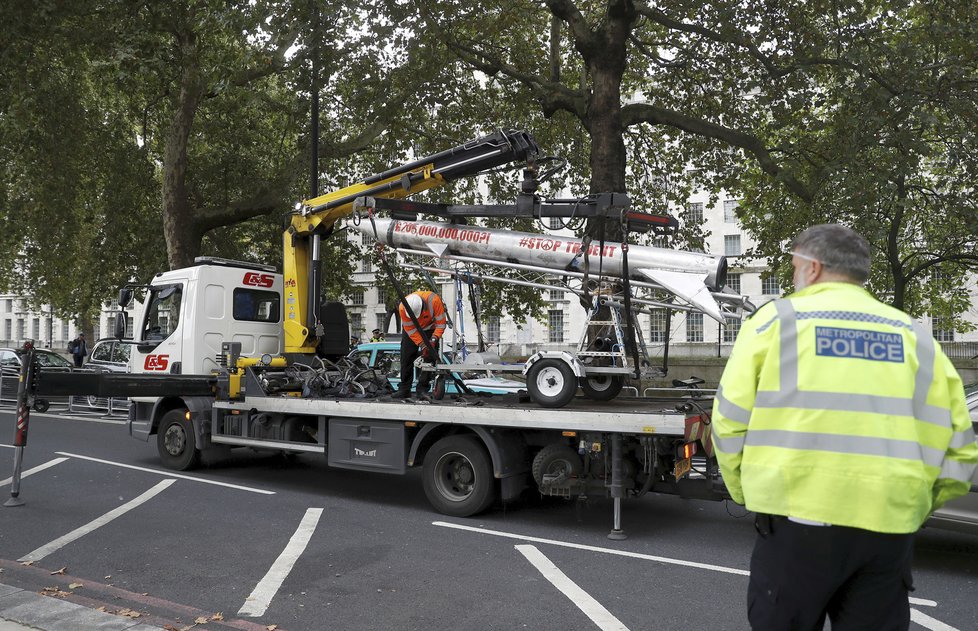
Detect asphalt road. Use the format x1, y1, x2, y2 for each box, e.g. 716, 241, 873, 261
0, 406, 976, 631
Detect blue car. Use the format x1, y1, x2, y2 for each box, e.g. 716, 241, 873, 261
348, 341, 525, 395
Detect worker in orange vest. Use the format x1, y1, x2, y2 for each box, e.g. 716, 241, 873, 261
393, 291, 448, 398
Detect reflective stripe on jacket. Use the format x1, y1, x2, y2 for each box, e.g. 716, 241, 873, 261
712, 282, 978, 533
398, 291, 447, 346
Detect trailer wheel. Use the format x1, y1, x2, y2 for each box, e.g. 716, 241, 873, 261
157, 409, 200, 471
432, 375, 446, 400
580, 375, 624, 401
422, 435, 495, 517
531, 444, 583, 488
33, 399, 50, 413
526, 359, 577, 408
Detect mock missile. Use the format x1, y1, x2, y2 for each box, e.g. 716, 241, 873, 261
351, 217, 732, 322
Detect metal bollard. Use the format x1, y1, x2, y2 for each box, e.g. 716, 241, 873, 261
607, 432, 627, 540
5, 344, 35, 507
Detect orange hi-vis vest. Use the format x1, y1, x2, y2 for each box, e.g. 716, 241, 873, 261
398, 291, 447, 346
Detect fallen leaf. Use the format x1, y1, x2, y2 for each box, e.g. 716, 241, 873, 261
104, 575, 112, 580
116, 608, 142, 619
267, 625, 278, 630
210, 612, 224, 621
194, 616, 209, 624
68, 582, 83, 590
96, 607, 107, 612
20, 561, 34, 566
50, 567, 67, 575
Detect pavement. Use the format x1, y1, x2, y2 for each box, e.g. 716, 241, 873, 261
0, 583, 165, 631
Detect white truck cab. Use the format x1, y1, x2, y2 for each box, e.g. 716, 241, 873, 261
129, 257, 283, 440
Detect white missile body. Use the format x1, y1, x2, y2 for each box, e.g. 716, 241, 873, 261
352, 218, 733, 321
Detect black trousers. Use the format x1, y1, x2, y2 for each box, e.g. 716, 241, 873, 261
397, 332, 438, 395
748, 515, 914, 631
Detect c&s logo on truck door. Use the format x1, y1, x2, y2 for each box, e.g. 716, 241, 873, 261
242, 272, 274, 288
144, 354, 169, 371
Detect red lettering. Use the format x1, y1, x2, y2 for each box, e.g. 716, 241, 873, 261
243, 272, 274, 288
144, 354, 169, 371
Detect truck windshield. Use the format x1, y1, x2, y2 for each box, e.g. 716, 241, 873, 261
142, 284, 183, 342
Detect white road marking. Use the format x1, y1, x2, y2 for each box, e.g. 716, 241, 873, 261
19, 479, 175, 562
56, 452, 275, 495
0, 457, 69, 487
433, 521, 750, 576
910, 597, 938, 607
911, 608, 960, 631
238, 507, 324, 617
517, 545, 630, 631
0, 443, 15, 449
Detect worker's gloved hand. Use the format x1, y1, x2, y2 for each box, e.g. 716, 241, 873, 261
420, 345, 432, 361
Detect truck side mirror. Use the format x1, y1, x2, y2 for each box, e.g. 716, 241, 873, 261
114, 312, 128, 339
118, 288, 134, 308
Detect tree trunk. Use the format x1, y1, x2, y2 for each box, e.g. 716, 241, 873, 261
162, 37, 203, 270
886, 198, 906, 311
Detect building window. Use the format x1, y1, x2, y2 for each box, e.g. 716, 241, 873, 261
31, 317, 40, 339
62, 323, 70, 340
360, 257, 373, 273
649, 310, 667, 343
726, 272, 741, 293
361, 232, 373, 246
723, 199, 739, 222
486, 316, 501, 344
549, 288, 565, 301
686, 202, 703, 224
16, 319, 24, 340
349, 313, 363, 335
762, 275, 780, 295
2, 299, 10, 313
723, 319, 741, 343
4, 320, 11, 340
686, 312, 704, 342
932, 317, 954, 343
547, 216, 563, 230
350, 288, 365, 306
652, 235, 669, 249
548, 310, 564, 343
377, 288, 388, 306
105, 315, 115, 340
724, 235, 741, 256
375, 314, 387, 333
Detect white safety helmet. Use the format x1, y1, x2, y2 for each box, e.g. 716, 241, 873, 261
405, 293, 424, 317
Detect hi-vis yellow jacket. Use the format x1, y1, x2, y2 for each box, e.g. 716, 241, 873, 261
712, 282, 978, 533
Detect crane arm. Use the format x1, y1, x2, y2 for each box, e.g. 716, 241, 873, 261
283, 129, 540, 354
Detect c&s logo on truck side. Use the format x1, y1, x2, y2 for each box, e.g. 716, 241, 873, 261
243, 272, 274, 288
144, 354, 169, 371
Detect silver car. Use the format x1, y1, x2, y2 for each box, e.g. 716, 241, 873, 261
927, 385, 978, 535
77, 339, 131, 412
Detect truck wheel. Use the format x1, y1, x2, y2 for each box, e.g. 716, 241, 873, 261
531, 443, 583, 488
157, 409, 200, 471
33, 399, 50, 413
526, 359, 577, 408
580, 375, 624, 401
422, 435, 495, 517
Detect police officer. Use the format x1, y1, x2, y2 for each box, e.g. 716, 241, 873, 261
712, 224, 977, 630
392, 291, 447, 399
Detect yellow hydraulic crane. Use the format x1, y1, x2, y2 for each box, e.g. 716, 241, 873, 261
282, 129, 540, 354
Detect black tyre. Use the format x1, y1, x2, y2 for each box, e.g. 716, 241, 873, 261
432, 375, 446, 400
526, 359, 577, 408
422, 435, 495, 517
157, 409, 200, 471
579, 375, 624, 401
33, 399, 50, 413
531, 443, 583, 488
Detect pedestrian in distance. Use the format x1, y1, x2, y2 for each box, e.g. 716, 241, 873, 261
712, 224, 978, 631
392, 291, 447, 399
349, 336, 359, 351
370, 328, 385, 342
68, 333, 88, 368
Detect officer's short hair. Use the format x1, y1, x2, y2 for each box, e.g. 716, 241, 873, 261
792, 224, 871, 283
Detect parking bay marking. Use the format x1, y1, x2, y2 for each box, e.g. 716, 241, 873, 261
0, 457, 69, 487
57, 452, 275, 495
19, 479, 176, 563
437, 521, 958, 627
517, 544, 630, 631
238, 507, 324, 617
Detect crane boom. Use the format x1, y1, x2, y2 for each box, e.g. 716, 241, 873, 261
283, 129, 540, 354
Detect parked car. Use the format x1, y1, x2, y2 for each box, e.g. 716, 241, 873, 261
78, 339, 132, 411
0, 347, 73, 412
348, 341, 525, 395
927, 385, 978, 536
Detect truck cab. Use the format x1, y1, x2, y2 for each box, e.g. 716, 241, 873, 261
128, 257, 283, 439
